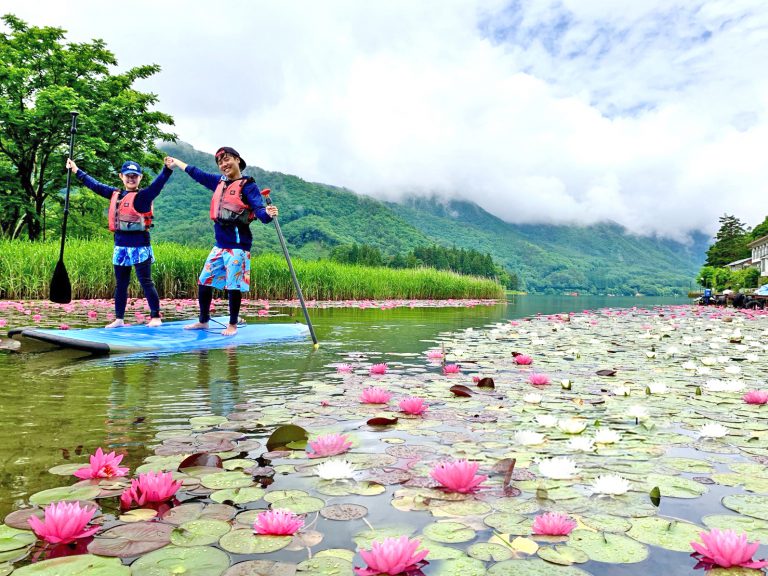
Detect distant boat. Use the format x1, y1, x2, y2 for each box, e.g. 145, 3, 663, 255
635, 293, 644, 297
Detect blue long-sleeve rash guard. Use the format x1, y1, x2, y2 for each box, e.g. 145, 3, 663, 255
183, 165, 272, 251
76, 167, 173, 247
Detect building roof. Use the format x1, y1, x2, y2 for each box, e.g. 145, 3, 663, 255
748, 234, 768, 248
725, 257, 753, 267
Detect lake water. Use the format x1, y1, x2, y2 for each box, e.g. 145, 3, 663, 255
0, 295, 683, 518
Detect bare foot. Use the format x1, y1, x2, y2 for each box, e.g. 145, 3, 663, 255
105, 319, 125, 329
184, 321, 209, 330
147, 317, 162, 327
221, 324, 238, 336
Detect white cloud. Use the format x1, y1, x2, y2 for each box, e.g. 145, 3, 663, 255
4, 0, 768, 239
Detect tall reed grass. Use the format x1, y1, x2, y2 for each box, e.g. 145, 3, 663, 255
0, 239, 504, 300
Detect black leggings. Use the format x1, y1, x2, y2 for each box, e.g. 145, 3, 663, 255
198, 285, 241, 326
114, 259, 161, 320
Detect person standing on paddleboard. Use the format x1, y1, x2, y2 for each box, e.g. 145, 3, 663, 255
165, 148, 278, 336
65, 157, 174, 328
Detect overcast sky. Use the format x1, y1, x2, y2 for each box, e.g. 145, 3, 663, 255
4, 0, 768, 240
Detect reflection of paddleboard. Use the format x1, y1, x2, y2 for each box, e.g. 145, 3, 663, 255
8, 317, 310, 354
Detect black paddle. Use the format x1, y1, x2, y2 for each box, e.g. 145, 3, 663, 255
49, 111, 79, 304
260, 188, 319, 347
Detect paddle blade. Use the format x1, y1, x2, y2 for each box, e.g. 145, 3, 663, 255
49, 260, 72, 304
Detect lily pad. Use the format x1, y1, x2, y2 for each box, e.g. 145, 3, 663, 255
626, 516, 704, 552
467, 542, 514, 561
220, 529, 292, 554
223, 560, 298, 576
722, 494, 768, 521
13, 554, 130, 575
0, 525, 36, 552
161, 502, 237, 524
320, 504, 368, 521
295, 556, 353, 574
568, 530, 649, 563
487, 558, 593, 575
644, 474, 707, 499
87, 522, 173, 557
268, 495, 325, 514
702, 515, 768, 541
210, 486, 265, 504
29, 485, 101, 506
266, 425, 308, 451
537, 545, 590, 565
579, 514, 631, 533
171, 519, 231, 546
201, 471, 253, 490
130, 545, 230, 575
430, 556, 485, 576
421, 522, 476, 543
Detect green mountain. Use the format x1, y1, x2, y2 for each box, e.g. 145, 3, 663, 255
155, 142, 706, 295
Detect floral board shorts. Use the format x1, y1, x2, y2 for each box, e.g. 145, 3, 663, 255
198, 247, 251, 292
113, 246, 155, 267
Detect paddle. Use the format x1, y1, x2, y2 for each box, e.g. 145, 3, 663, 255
49, 112, 79, 304
260, 188, 319, 347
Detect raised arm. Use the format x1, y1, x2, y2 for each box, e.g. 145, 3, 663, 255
66, 158, 116, 200
166, 156, 219, 192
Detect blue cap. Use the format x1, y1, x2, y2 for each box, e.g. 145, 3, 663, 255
120, 161, 143, 175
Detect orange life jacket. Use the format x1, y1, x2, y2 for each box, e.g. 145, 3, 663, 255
108, 191, 153, 232
210, 178, 254, 225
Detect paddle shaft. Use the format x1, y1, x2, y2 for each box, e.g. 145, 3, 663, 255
262, 192, 318, 346
57, 112, 79, 262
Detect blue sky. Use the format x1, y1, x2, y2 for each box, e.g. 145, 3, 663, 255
4, 0, 767, 240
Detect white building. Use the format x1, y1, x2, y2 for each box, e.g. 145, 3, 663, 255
748, 234, 768, 277
725, 257, 754, 272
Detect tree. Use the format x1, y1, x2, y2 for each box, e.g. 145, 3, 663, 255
0, 15, 175, 240
704, 215, 751, 267
750, 215, 768, 243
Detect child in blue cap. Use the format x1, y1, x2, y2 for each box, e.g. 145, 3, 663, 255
66, 157, 174, 327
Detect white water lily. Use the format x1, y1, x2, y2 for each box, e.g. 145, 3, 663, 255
535, 414, 558, 428
558, 418, 587, 434
523, 393, 542, 404
645, 351, 657, 358
314, 459, 355, 480
703, 379, 745, 393
538, 457, 579, 480
696, 366, 713, 376
627, 405, 650, 421
612, 386, 630, 396
724, 365, 742, 375
567, 437, 595, 452
665, 346, 680, 356
716, 356, 730, 364
591, 474, 632, 496
681, 361, 697, 371
699, 423, 728, 438
700, 357, 717, 366
647, 382, 668, 395
514, 430, 546, 446
594, 429, 621, 444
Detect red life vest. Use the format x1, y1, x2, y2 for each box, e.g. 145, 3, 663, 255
210, 178, 255, 224
108, 191, 153, 232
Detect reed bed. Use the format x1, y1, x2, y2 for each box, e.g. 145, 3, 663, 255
0, 239, 504, 300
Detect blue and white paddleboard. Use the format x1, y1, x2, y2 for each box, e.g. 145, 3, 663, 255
9, 317, 310, 354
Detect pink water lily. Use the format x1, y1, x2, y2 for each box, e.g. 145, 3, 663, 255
426, 349, 443, 360
369, 363, 388, 375
307, 433, 353, 458
532, 512, 577, 536
28, 501, 100, 544
336, 363, 354, 373
743, 390, 768, 405
514, 354, 533, 365
355, 536, 429, 576
120, 471, 181, 509
528, 373, 551, 386
398, 397, 428, 415
691, 528, 768, 569
253, 509, 304, 535
73, 447, 129, 480
429, 459, 487, 493
360, 387, 392, 404
443, 363, 460, 375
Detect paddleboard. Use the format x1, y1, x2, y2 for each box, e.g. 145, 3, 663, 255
8, 316, 310, 354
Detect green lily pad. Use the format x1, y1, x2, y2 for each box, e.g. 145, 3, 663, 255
130, 545, 230, 575
627, 516, 704, 552
223, 459, 257, 471
537, 545, 590, 565
86, 522, 173, 557
702, 515, 768, 541
48, 463, 89, 476
430, 556, 485, 576
353, 525, 415, 548
467, 542, 514, 561
487, 558, 593, 575
189, 415, 229, 428
431, 500, 492, 517
161, 502, 237, 524
268, 495, 325, 514
579, 514, 631, 533
421, 522, 476, 543
13, 554, 129, 575
419, 538, 466, 560
722, 494, 768, 521
210, 486, 265, 504
201, 471, 254, 490
295, 556, 353, 574
29, 485, 101, 506
568, 530, 649, 563
219, 529, 292, 554
267, 425, 308, 451
223, 560, 298, 576
483, 513, 531, 535
171, 519, 232, 546
660, 457, 714, 474
643, 474, 707, 499
0, 525, 36, 552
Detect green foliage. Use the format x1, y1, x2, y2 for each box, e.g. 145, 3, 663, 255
0, 14, 175, 240
0, 239, 504, 300
750, 216, 768, 243
696, 265, 759, 292
704, 214, 751, 267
